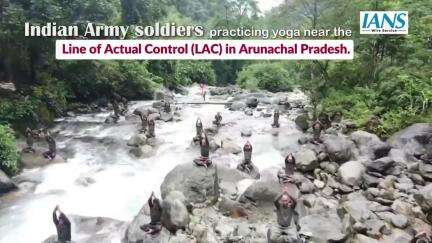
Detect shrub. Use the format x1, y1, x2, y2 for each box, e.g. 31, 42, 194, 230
0, 125, 19, 175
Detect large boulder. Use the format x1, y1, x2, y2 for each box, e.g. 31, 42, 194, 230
216, 165, 249, 196
161, 191, 190, 234
160, 163, 219, 205
123, 203, 152, 243
338, 160, 366, 186
351, 131, 390, 159
295, 114, 309, 131
419, 162, 432, 180
298, 212, 347, 243
323, 135, 355, 163
245, 97, 259, 108
45, 215, 127, 243
20, 150, 66, 168
366, 157, 395, 174
127, 134, 147, 147
160, 112, 174, 122
239, 180, 299, 207
388, 123, 432, 149
221, 140, 242, 155
413, 183, 432, 215
295, 147, 318, 172
229, 101, 247, 111
129, 145, 155, 159
0, 169, 17, 193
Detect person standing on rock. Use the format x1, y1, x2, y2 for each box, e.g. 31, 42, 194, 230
312, 120, 323, 144
111, 99, 121, 123
53, 205, 71, 242
43, 131, 56, 160
213, 112, 222, 127
120, 96, 128, 115
23, 128, 36, 153
366, 115, 380, 133
237, 141, 260, 179
193, 132, 212, 167
139, 113, 148, 134
140, 192, 163, 235
111, 91, 128, 115
331, 111, 342, 123
267, 186, 300, 243
162, 100, 171, 113
272, 109, 280, 128
193, 118, 203, 143
278, 153, 296, 185
146, 118, 155, 138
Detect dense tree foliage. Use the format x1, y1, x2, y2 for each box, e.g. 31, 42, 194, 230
237, 62, 295, 92
0, 0, 431, 142
0, 125, 19, 175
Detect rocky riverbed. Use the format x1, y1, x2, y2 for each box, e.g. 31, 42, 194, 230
0, 85, 431, 243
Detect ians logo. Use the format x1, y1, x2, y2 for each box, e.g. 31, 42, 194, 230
360, 11, 408, 34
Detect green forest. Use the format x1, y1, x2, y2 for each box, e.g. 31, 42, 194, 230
0, 0, 431, 175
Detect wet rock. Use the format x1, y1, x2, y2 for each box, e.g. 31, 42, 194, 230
161, 191, 190, 234
123, 203, 153, 243
217, 196, 248, 218
152, 101, 163, 108
148, 113, 160, 121
44, 215, 127, 243
299, 212, 347, 243
295, 114, 309, 131
244, 109, 253, 116
320, 161, 339, 174
338, 161, 365, 186
245, 97, 259, 108
388, 123, 432, 149
364, 218, 388, 238
239, 180, 299, 207
340, 192, 375, 222
20, 150, 66, 169
351, 234, 379, 243
366, 157, 395, 174
160, 163, 219, 205
230, 101, 247, 111
351, 131, 390, 159
146, 137, 164, 147
0, 169, 17, 194
132, 106, 149, 116
388, 148, 408, 165
240, 128, 252, 137
323, 134, 354, 163
129, 145, 155, 159
414, 183, 432, 215
221, 140, 242, 154
160, 112, 174, 122
382, 229, 413, 243
390, 214, 408, 229
216, 165, 249, 196
419, 162, 432, 180
295, 147, 318, 172
209, 139, 221, 152
127, 134, 147, 147
267, 224, 300, 243
74, 176, 96, 187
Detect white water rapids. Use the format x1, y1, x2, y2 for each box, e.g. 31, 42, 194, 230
0, 85, 307, 243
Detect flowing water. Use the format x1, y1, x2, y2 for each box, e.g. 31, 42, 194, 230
0, 85, 307, 243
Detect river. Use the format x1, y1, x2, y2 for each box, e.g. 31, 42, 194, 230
0, 85, 307, 243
